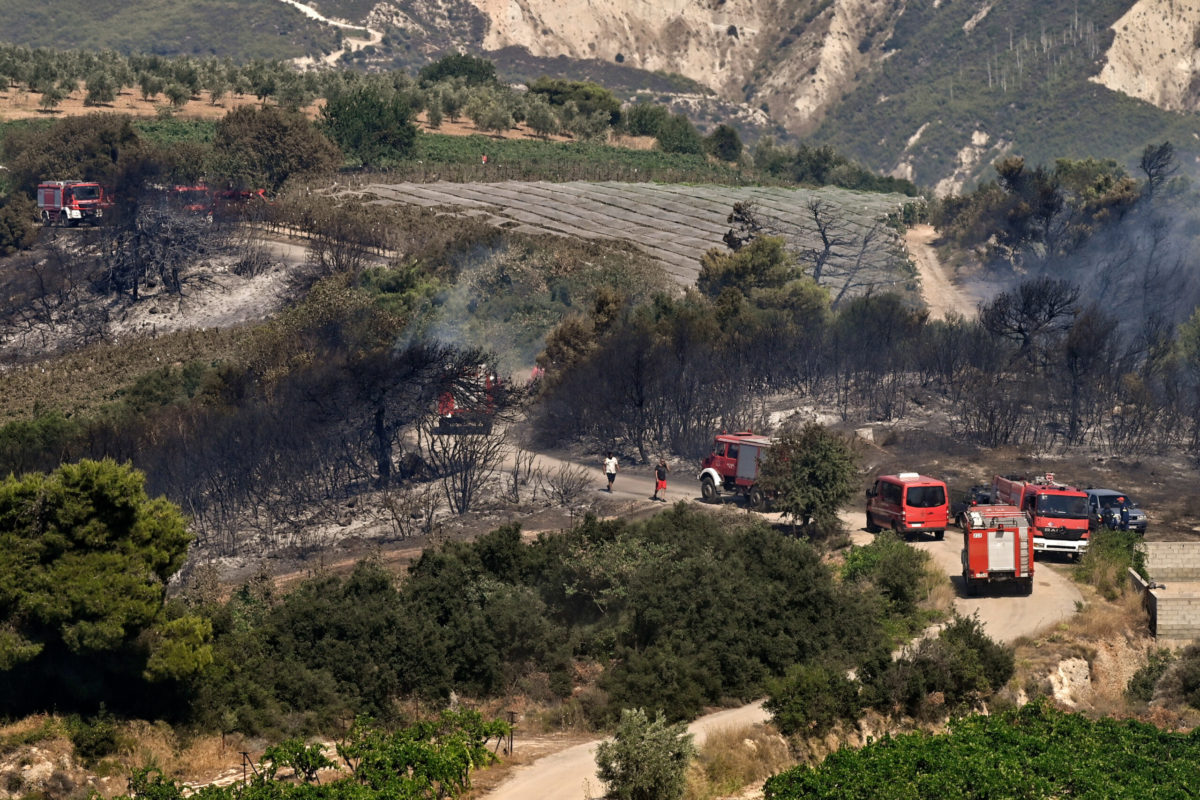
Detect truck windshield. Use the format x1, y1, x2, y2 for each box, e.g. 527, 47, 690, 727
1036, 494, 1088, 519
72, 185, 100, 201
906, 485, 946, 508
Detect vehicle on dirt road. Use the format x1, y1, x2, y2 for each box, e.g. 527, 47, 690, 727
1084, 488, 1148, 534
952, 484, 994, 529
37, 180, 110, 226
697, 432, 773, 510
961, 504, 1035, 596
992, 474, 1090, 558
865, 473, 949, 540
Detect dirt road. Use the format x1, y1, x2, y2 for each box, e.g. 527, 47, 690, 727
484, 702, 769, 800
905, 223, 1009, 318
481, 478, 1081, 799
906, 224, 965, 320
846, 516, 1083, 644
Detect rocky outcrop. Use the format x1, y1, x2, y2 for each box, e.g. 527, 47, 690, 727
459, 0, 905, 133
1094, 0, 1200, 111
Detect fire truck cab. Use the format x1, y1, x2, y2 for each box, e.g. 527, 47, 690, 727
992, 473, 1090, 558
698, 432, 773, 510
37, 181, 108, 227
961, 504, 1035, 595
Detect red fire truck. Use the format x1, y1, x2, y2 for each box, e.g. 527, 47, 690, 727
961, 504, 1035, 595
697, 431, 773, 510
992, 473, 1090, 558
37, 181, 110, 226
435, 371, 501, 434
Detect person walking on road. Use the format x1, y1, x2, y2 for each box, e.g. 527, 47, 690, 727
651, 458, 669, 501
603, 452, 618, 492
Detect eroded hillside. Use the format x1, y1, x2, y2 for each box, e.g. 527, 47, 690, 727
1094, 0, 1200, 111
459, 0, 901, 134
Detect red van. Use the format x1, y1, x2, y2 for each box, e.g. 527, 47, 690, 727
865, 473, 949, 540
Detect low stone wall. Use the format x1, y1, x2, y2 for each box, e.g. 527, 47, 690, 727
1144, 542, 1200, 581
1133, 543, 1200, 640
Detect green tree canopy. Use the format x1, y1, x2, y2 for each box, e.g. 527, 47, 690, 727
5, 113, 144, 195
704, 123, 743, 162
211, 105, 341, 193
0, 459, 197, 712
418, 52, 497, 86
655, 113, 703, 155
757, 422, 857, 534
320, 82, 419, 166
528, 77, 621, 125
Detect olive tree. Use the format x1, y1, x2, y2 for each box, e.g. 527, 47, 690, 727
756, 422, 857, 534
596, 708, 695, 800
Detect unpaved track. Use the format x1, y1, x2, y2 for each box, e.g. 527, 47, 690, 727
482, 481, 1081, 800
485, 703, 769, 800
906, 223, 964, 320
845, 513, 1083, 644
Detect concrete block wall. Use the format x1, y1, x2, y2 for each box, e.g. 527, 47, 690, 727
1145, 542, 1200, 581
1153, 597, 1200, 639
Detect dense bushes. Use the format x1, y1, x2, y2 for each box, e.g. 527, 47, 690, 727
182, 506, 910, 733
1075, 528, 1147, 600
765, 615, 1012, 736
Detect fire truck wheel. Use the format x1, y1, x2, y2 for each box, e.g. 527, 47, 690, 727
1023, 578, 1034, 595
40, 210, 51, 227
934, 529, 945, 541
700, 476, 719, 503
749, 487, 767, 511
865, 513, 881, 534
964, 575, 978, 596
58, 211, 70, 228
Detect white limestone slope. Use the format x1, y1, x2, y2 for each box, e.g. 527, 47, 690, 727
1094, 0, 1200, 111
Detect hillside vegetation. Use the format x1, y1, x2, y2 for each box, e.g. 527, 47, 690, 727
813, 0, 1200, 189
0, 0, 339, 59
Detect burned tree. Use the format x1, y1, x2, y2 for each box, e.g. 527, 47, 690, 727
979, 276, 1080, 366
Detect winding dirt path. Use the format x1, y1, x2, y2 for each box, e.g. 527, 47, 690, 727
276, 0, 384, 65
906, 223, 966, 320
480, 482, 1081, 800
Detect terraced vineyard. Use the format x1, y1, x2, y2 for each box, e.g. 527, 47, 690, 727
344, 181, 914, 291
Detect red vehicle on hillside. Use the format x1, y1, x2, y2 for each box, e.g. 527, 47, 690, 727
961, 504, 1035, 595
865, 473, 949, 540
37, 180, 111, 226
697, 431, 774, 510
992, 473, 1090, 558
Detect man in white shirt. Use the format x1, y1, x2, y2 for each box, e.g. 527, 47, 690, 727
604, 452, 618, 492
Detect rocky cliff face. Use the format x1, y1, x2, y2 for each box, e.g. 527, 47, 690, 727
1093, 0, 1200, 111
458, 0, 903, 133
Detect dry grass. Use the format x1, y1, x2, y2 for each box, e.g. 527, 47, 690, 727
1008, 586, 1152, 712
0, 325, 249, 422
0, 86, 298, 123
919, 558, 957, 617
685, 724, 793, 800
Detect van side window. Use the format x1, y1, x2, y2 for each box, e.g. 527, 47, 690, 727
884, 482, 902, 504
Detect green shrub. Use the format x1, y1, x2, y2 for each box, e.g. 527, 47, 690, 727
69, 707, 121, 765
864, 615, 1012, 718
1126, 649, 1175, 703
841, 530, 929, 616
765, 662, 862, 735
1076, 528, 1146, 600
0, 193, 38, 255
595, 708, 695, 800
623, 102, 670, 137
655, 113, 703, 155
